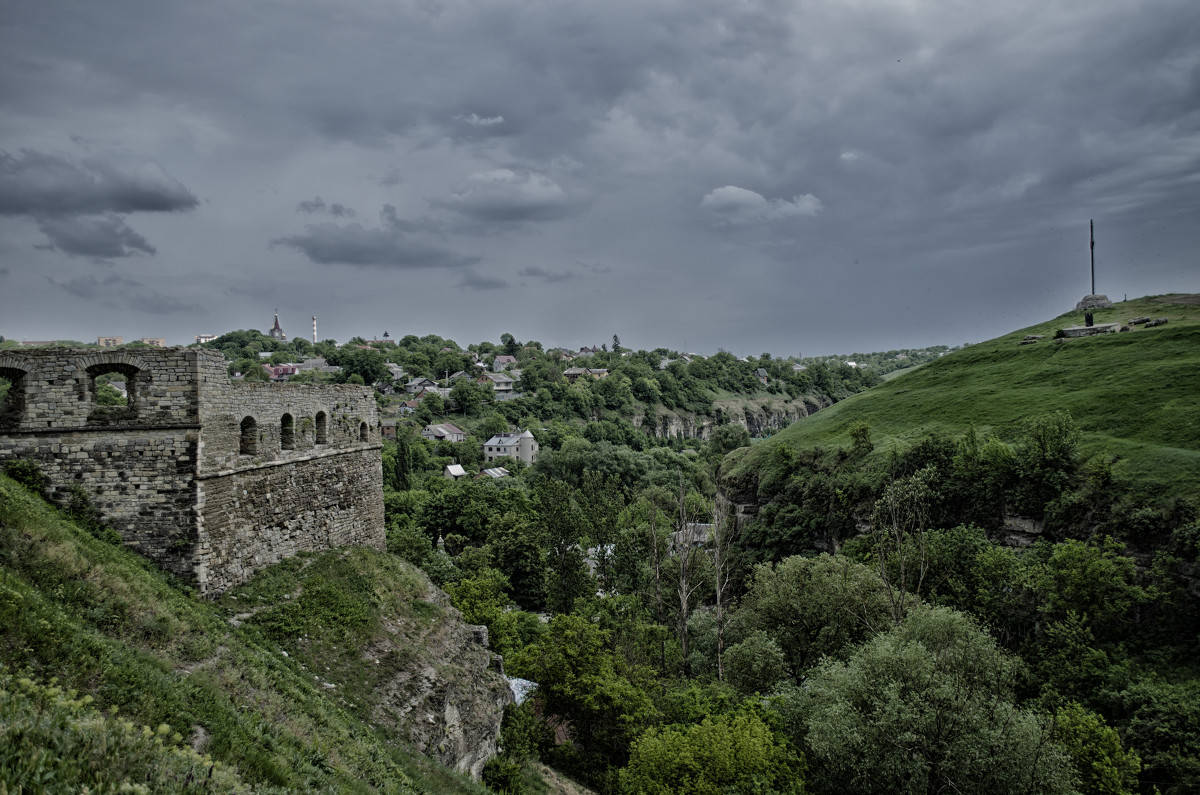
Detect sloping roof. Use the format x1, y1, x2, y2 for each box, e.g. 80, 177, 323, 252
485, 429, 533, 447
444, 464, 467, 478
425, 423, 463, 439
480, 467, 510, 479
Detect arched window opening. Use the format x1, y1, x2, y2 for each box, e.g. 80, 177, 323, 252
240, 416, 258, 455
359, 421, 368, 442
86, 362, 139, 421
281, 413, 295, 450
315, 411, 328, 445
0, 368, 27, 426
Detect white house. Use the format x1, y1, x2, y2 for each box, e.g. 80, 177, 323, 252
479, 372, 516, 396
421, 423, 466, 443
482, 429, 539, 465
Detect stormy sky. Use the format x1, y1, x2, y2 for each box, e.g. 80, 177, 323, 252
2, 0, 1197, 356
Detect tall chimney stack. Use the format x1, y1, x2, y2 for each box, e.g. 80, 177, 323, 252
312, 316, 317, 344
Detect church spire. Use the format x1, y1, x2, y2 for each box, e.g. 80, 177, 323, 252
269, 309, 287, 341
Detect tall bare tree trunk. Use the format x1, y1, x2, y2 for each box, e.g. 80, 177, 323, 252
674, 478, 704, 676
648, 500, 666, 670
711, 492, 734, 682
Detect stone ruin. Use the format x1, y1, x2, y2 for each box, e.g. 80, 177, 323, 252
0, 347, 384, 595
1075, 294, 1113, 311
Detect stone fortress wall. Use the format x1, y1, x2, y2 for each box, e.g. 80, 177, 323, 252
0, 347, 384, 595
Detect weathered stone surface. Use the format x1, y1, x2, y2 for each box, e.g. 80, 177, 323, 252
1074, 294, 1114, 310
1003, 515, 1044, 536
634, 396, 832, 441
0, 347, 384, 595
1058, 323, 1120, 338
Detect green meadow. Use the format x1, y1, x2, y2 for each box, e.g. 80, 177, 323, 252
729, 295, 1200, 497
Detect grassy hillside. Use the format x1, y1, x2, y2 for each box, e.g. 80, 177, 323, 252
0, 472, 492, 794
726, 294, 1200, 498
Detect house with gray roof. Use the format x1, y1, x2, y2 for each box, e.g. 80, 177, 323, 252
421, 422, 466, 443
482, 429, 538, 465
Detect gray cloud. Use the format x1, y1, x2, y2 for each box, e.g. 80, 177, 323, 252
36, 213, 156, 258
273, 206, 477, 269
297, 197, 357, 217
46, 272, 140, 300
519, 266, 576, 283
1, 0, 1197, 353
458, 270, 509, 291
700, 186, 823, 226
45, 272, 198, 314
0, 149, 198, 217
455, 113, 505, 127
439, 169, 582, 223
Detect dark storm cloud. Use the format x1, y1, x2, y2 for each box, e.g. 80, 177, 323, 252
273, 206, 476, 269
0, 150, 198, 217
36, 214, 156, 258
2, 0, 1198, 350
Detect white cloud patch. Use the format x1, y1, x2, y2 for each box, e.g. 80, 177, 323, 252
456, 113, 505, 127
700, 186, 823, 225
441, 169, 578, 223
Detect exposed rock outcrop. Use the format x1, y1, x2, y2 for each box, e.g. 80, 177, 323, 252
635, 394, 835, 441
365, 583, 513, 779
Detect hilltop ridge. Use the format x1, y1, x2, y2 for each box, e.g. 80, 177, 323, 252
726, 294, 1200, 498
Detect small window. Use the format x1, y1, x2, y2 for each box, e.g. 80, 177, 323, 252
359, 421, 368, 442
240, 416, 257, 455
86, 362, 139, 421
281, 413, 295, 450
315, 411, 327, 445
0, 368, 27, 426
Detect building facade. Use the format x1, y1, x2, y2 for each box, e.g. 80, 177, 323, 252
482, 429, 538, 465
0, 347, 384, 596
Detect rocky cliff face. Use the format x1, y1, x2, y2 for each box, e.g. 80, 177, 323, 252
366, 584, 513, 779
237, 549, 514, 783
636, 394, 834, 441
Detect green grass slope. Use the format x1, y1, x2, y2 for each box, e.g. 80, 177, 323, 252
727, 294, 1200, 497
0, 473, 490, 794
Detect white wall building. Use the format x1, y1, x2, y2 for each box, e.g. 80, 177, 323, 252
482, 429, 539, 465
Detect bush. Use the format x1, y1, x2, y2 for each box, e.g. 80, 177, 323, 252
2, 459, 48, 497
